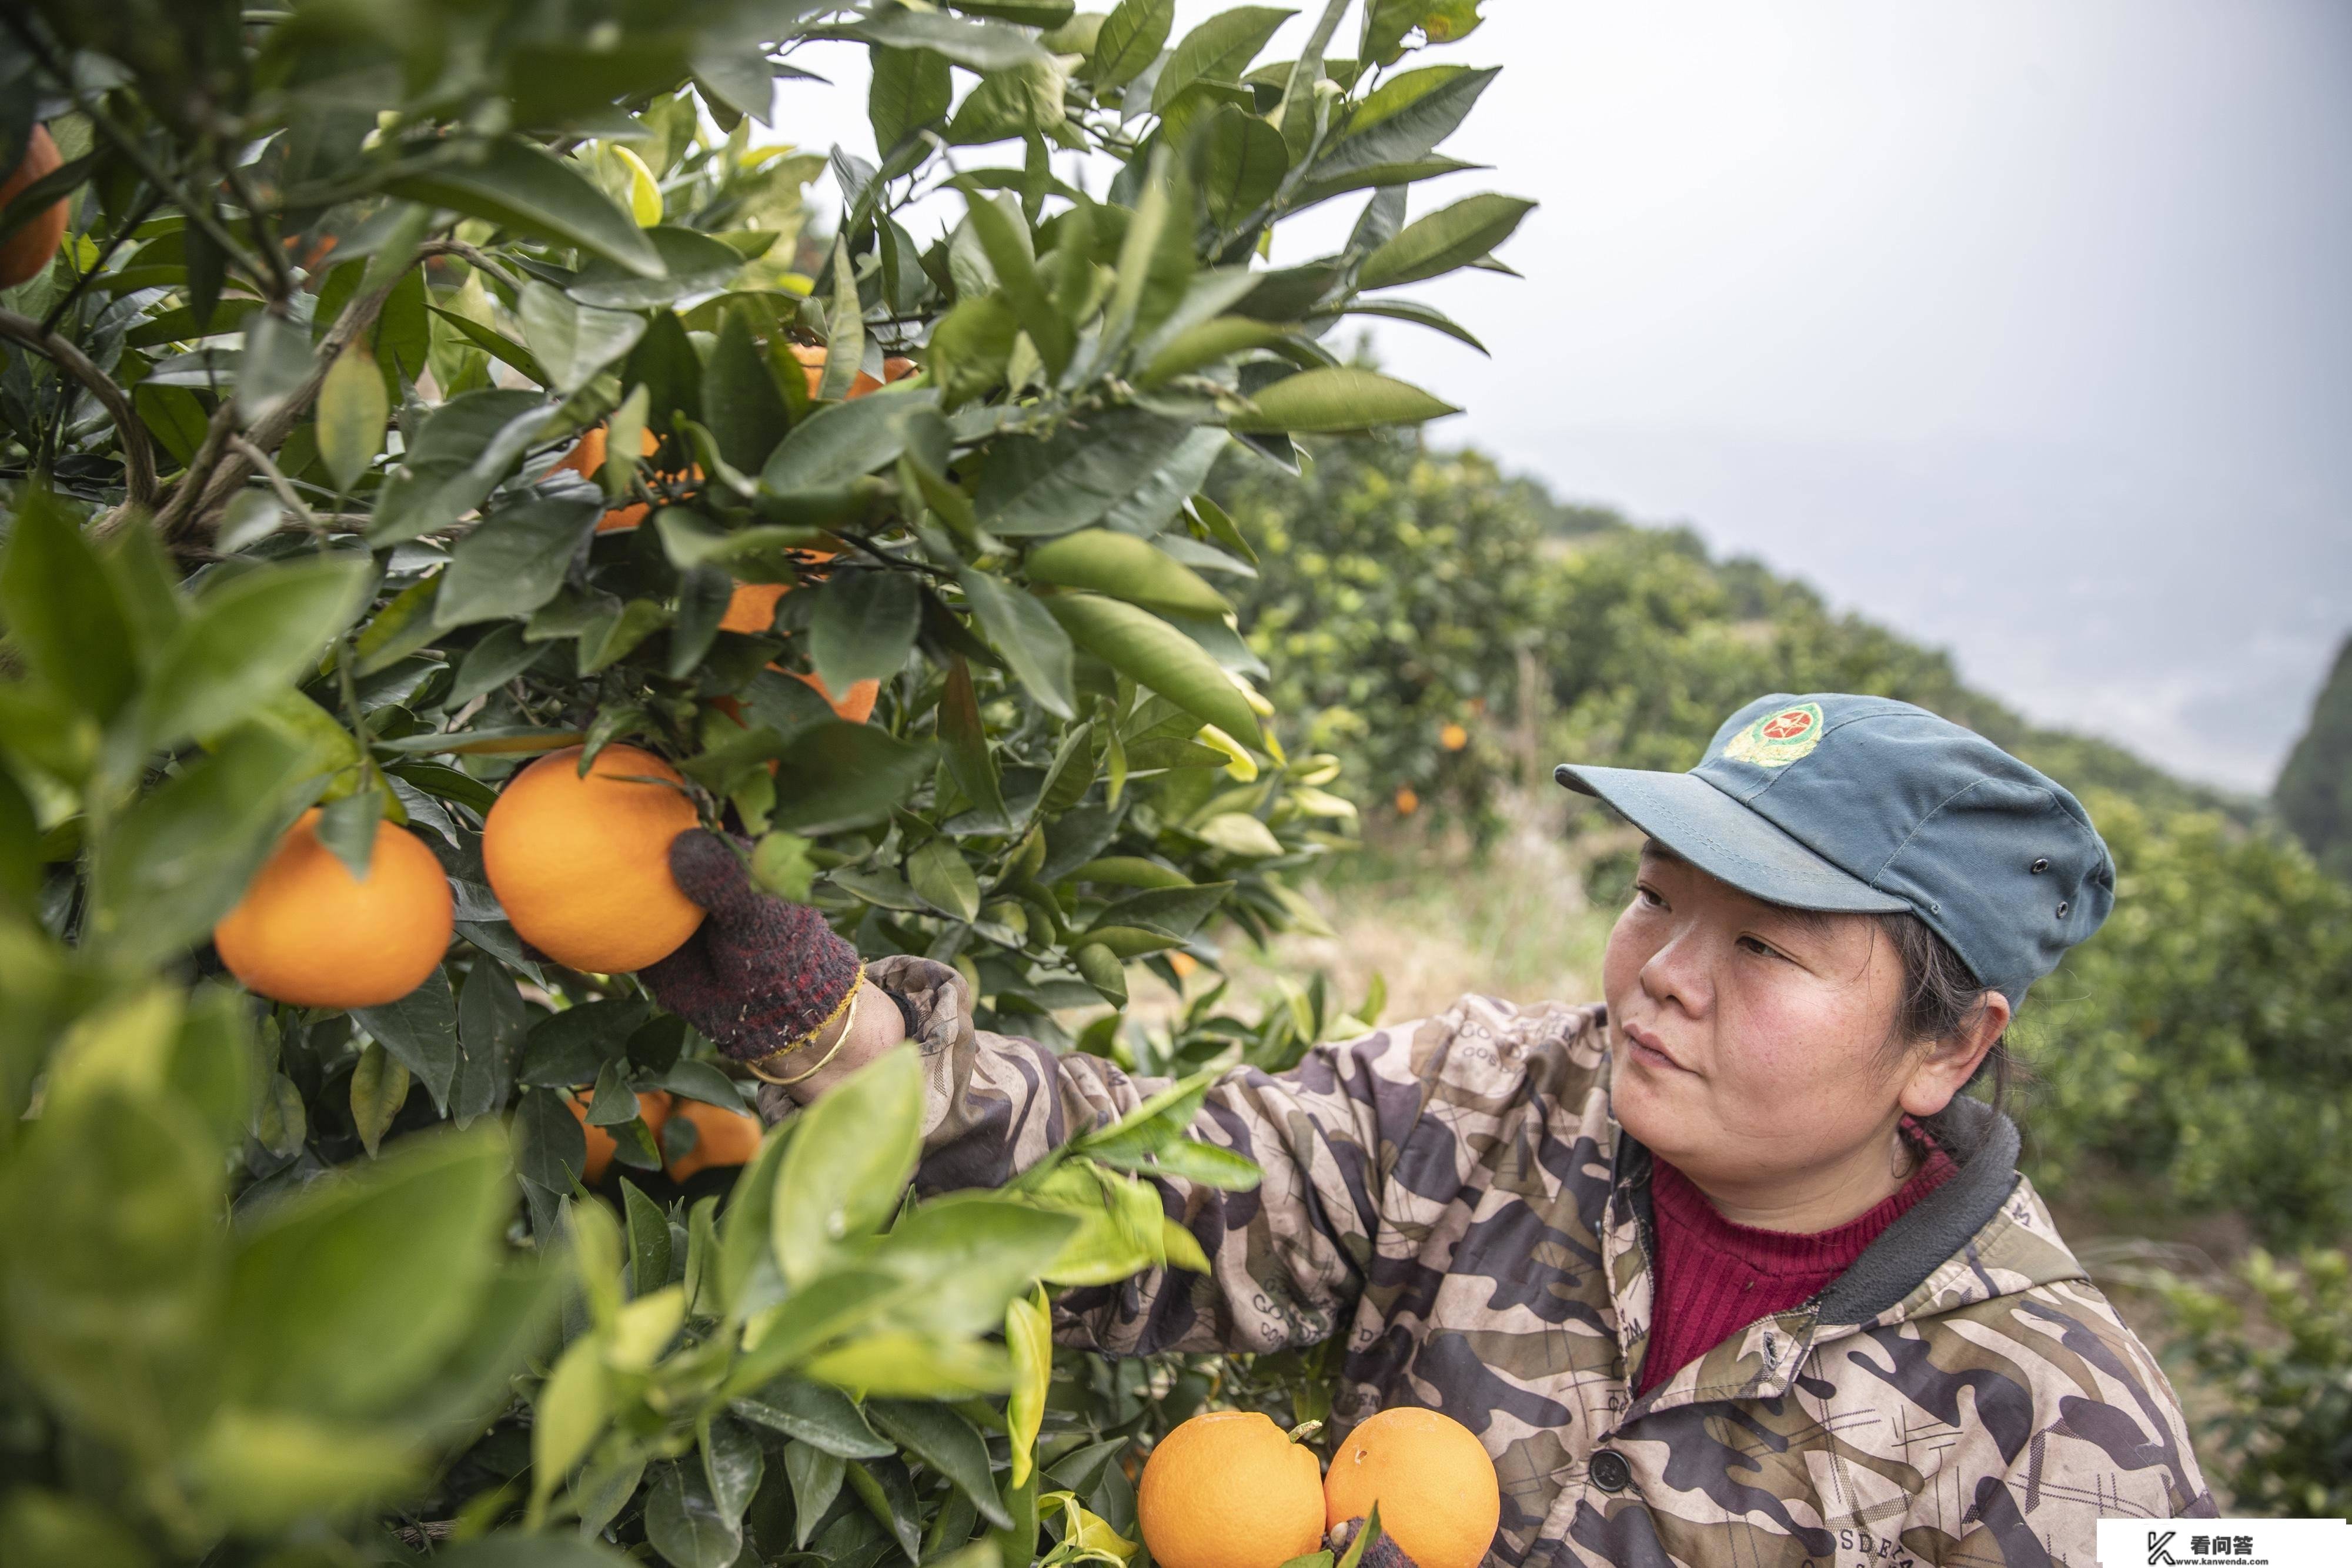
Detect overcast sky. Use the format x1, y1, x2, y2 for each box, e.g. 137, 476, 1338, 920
767, 1, 2352, 792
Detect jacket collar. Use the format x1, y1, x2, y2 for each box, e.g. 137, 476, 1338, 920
1600, 1054, 2088, 1420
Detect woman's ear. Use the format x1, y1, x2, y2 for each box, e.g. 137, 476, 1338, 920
1897, 989, 2013, 1118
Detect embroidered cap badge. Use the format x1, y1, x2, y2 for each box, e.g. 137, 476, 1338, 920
1721, 703, 1826, 768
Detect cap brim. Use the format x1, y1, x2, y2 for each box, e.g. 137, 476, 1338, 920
1554, 763, 1911, 915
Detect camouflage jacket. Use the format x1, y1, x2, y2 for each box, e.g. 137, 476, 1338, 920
786, 958, 2217, 1568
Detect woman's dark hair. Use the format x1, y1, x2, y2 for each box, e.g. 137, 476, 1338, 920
1873, 911, 2031, 1121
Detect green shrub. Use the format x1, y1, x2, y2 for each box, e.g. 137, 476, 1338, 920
2156, 1248, 2352, 1517
2017, 795, 2352, 1244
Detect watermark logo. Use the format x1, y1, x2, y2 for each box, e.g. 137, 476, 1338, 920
2099, 1519, 2351, 1568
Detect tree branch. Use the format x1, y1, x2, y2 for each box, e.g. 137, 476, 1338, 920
0, 308, 161, 510
153, 236, 486, 543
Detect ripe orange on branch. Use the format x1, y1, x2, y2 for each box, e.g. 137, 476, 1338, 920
663, 1095, 764, 1181
0, 126, 68, 290
1323, 1408, 1499, 1568
718, 563, 880, 724
213, 808, 455, 1008
786, 343, 918, 400
569, 1088, 673, 1184
557, 424, 699, 533
1137, 1411, 1326, 1568
482, 744, 703, 972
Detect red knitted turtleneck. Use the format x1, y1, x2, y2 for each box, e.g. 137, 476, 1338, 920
1636, 1115, 1959, 1397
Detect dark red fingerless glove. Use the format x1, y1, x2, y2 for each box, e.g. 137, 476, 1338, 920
640, 830, 863, 1073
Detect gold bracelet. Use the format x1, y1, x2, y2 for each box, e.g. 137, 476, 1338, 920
759, 983, 863, 1087
740, 961, 865, 1078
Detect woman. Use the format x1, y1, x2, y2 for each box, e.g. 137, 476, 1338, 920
647, 692, 2216, 1568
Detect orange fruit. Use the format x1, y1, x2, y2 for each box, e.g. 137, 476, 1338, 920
663, 1095, 764, 1181
717, 567, 880, 724
1, 126, 68, 290
1438, 722, 1468, 751
1138, 1411, 1325, 1568
1322, 1409, 1499, 1568
481, 744, 704, 972
568, 1088, 673, 1185
787, 343, 918, 400
1394, 785, 1421, 815
213, 808, 454, 1008
558, 424, 699, 533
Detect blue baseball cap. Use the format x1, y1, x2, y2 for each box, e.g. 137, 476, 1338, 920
1554, 693, 2115, 1004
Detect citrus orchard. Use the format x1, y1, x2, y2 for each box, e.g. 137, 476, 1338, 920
1323, 1408, 1499, 1568
213, 808, 455, 1008
481, 744, 702, 972
0, 126, 66, 290
1137, 1410, 1325, 1568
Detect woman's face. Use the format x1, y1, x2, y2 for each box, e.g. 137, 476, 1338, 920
1601, 841, 1950, 1196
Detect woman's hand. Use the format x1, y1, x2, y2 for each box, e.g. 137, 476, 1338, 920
641, 830, 898, 1099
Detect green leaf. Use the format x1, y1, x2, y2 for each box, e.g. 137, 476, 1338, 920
773, 1045, 925, 1283
731, 1378, 894, 1457
1074, 942, 1127, 1005
784, 1442, 848, 1548
870, 45, 955, 150
317, 342, 389, 491
518, 999, 651, 1088
434, 1541, 639, 1568
0, 487, 136, 720
1193, 810, 1285, 857
1137, 316, 1295, 387
1195, 105, 1289, 226
512, 1086, 587, 1193
1004, 1290, 1051, 1489
957, 186, 1072, 376
808, 570, 921, 692
937, 655, 1011, 823
0, 1490, 156, 1568
432, 496, 603, 628
762, 388, 938, 491
907, 837, 982, 921
1317, 64, 1496, 178
701, 1411, 766, 1526
817, 232, 866, 401
1319, 295, 1487, 352
870, 1400, 1010, 1527
448, 623, 549, 704
532, 1333, 611, 1505
454, 958, 530, 1126
88, 724, 318, 964
369, 388, 555, 543
1025, 530, 1229, 617
518, 280, 647, 394
646, 1459, 743, 1568
1090, 0, 1175, 90
1154, 7, 1297, 111
190, 1409, 420, 1530
701, 307, 791, 473
975, 406, 1200, 536
852, 9, 1055, 72
569, 226, 747, 309
1356, 192, 1534, 289
1043, 593, 1259, 740
1229, 366, 1459, 432
847, 1458, 924, 1562
959, 571, 1075, 718
803, 1334, 1014, 1398
387, 139, 662, 278
1363, 0, 1483, 63
348, 1041, 409, 1158
236, 310, 312, 424
925, 293, 1021, 408
1289, 153, 1483, 209
218, 1125, 510, 1419
136, 553, 372, 753
863, 1194, 1078, 1336
764, 721, 934, 836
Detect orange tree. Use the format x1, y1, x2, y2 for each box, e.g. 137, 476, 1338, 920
0, 1, 1528, 1563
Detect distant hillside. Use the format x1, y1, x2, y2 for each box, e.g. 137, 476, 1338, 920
2275, 633, 2352, 877
1221, 433, 2254, 831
